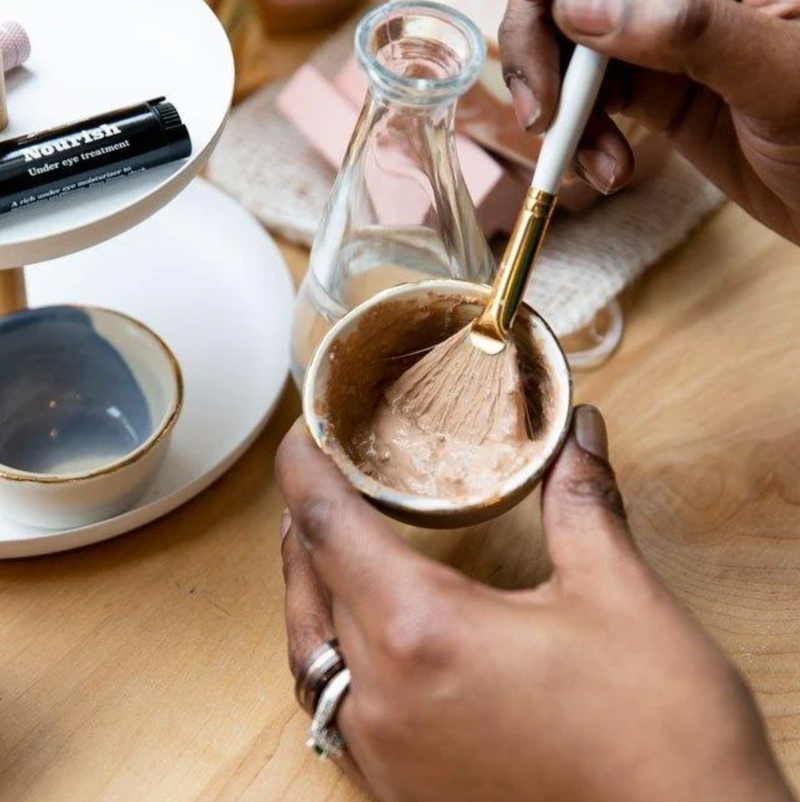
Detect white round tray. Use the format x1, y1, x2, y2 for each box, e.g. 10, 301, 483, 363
0, 178, 295, 558
0, 0, 234, 268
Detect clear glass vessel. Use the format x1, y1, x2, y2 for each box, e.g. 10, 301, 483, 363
290, 0, 495, 386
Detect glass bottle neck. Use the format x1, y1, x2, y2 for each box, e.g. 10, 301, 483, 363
355, 2, 485, 110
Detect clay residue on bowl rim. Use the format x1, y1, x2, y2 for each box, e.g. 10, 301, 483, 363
316, 289, 559, 499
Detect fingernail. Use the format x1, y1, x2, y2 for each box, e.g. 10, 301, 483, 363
280, 509, 292, 542
577, 149, 618, 194
555, 0, 623, 35
508, 77, 542, 131
575, 405, 608, 460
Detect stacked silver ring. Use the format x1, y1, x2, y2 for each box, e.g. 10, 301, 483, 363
306, 668, 351, 760
295, 639, 351, 760
295, 639, 346, 714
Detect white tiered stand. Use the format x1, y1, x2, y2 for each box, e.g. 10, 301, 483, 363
0, 0, 295, 558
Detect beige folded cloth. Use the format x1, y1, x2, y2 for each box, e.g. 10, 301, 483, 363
207, 23, 725, 339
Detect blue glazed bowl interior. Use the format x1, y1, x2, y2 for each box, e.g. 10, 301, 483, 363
0, 306, 181, 477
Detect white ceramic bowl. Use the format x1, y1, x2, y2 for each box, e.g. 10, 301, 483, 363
0, 305, 183, 529
303, 279, 573, 528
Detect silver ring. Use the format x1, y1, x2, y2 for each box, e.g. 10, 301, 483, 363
295, 639, 345, 714
307, 668, 351, 760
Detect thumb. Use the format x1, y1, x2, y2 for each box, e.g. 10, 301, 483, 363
276, 419, 434, 626
552, 0, 800, 121
542, 405, 640, 590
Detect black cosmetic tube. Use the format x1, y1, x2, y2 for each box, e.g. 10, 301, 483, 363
0, 97, 192, 215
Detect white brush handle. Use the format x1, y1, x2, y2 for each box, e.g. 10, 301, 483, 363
532, 47, 609, 195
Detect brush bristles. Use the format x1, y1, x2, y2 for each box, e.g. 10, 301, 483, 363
385, 327, 530, 446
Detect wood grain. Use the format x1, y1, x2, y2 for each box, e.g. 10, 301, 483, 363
2, 10, 800, 801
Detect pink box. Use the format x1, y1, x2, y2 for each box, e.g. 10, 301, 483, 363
278, 62, 524, 235
276, 64, 356, 170
332, 58, 512, 227
277, 64, 430, 225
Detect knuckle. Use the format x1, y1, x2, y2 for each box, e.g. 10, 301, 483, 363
666, 0, 713, 49
497, 14, 523, 44
562, 454, 627, 520
287, 616, 331, 677
497, 15, 531, 78
498, 0, 546, 40
379, 595, 457, 670
294, 496, 346, 545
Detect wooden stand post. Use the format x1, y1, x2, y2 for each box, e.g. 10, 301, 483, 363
0, 268, 27, 316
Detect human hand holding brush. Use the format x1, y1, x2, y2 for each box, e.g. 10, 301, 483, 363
277, 407, 794, 802
499, 0, 800, 245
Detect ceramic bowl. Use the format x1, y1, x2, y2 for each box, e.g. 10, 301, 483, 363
303, 279, 573, 528
0, 305, 183, 529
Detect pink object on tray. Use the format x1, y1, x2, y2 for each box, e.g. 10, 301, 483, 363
276, 64, 354, 169
331, 57, 507, 211
278, 62, 524, 236
276, 64, 431, 225
1, 20, 31, 73
330, 55, 364, 107
331, 57, 528, 234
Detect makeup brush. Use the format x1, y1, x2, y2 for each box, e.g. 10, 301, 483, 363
386, 46, 609, 445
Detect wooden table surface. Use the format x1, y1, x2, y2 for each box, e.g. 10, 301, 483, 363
3, 11, 800, 802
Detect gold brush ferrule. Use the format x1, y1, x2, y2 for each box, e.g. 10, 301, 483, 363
472, 188, 557, 348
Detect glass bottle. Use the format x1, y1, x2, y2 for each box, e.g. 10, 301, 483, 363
290, 0, 495, 386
